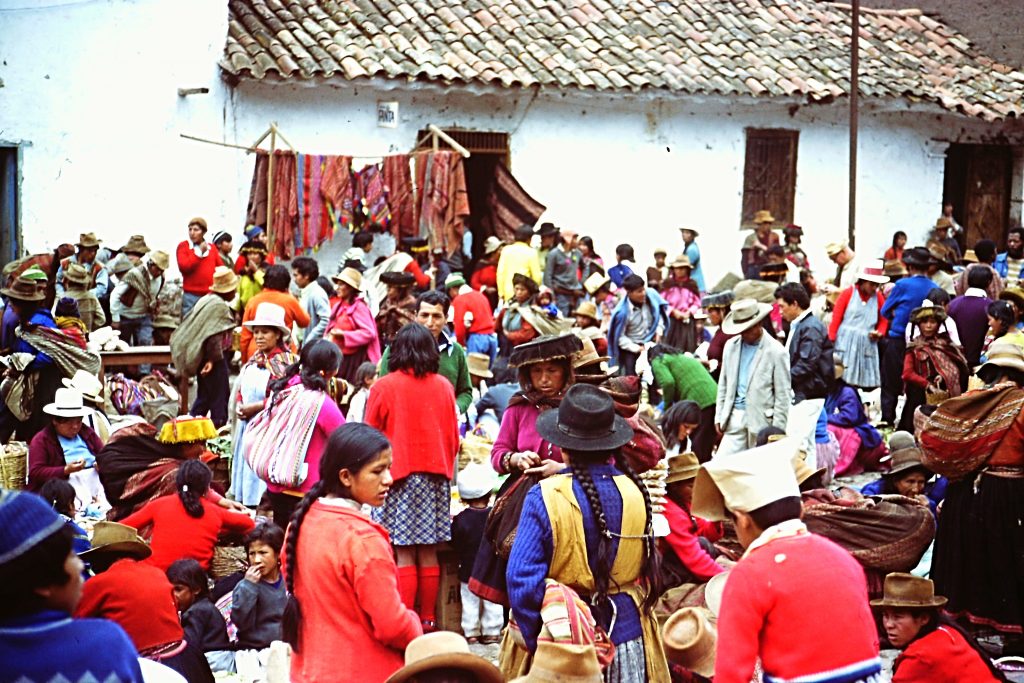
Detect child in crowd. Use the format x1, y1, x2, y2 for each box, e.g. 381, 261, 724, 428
451, 463, 503, 644
283, 423, 422, 682
120, 460, 255, 571
38, 479, 90, 555
608, 243, 637, 287
232, 523, 287, 655
167, 558, 234, 673
902, 302, 969, 433
346, 361, 378, 423
536, 286, 561, 319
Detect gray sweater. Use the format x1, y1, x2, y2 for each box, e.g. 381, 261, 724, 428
231, 577, 287, 649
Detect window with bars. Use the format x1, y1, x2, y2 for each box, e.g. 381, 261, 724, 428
415, 129, 510, 165
741, 129, 799, 227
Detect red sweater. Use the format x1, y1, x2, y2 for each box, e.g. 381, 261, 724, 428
404, 259, 431, 289
76, 559, 183, 652
893, 626, 999, 682
828, 286, 889, 340
176, 240, 222, 295
364, 370, 460, 482
287, 501, 422, 682
661, 498, 724, 582
470, 264, 497, 290
716, 532, 879, 683
120, 494, 255, 571
451, 289, 496, 345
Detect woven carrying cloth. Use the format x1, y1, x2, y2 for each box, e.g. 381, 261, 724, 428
243, 385, 324, 488
17, 325, 100, 377
919, 382, 1024, 481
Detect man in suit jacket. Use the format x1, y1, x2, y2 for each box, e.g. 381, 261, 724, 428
715, 299, 793, 455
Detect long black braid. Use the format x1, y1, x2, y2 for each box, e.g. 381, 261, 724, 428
613, 451, 662, 612
280, 480, 327, 652
566, 454, 615, 614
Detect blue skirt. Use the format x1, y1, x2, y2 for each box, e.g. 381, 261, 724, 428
373, 473, 452, 546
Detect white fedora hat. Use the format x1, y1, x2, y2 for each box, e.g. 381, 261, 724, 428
720, 298, 772, 335
855, 259, 890, 285
62, 369, 103, 404
242, 302, 291, 338
43, 388, 91, 418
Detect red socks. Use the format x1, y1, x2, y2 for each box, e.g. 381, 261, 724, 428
397, 565, 418, 610
417, 565, 441, 622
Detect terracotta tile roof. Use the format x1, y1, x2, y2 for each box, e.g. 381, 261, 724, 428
221, 0, 1024, 121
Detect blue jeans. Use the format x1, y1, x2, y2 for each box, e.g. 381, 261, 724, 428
466, 333, 498, 364
181, 292, 202, 320
118, 315, 155, 373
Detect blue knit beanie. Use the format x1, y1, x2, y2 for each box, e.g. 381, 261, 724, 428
0, 490, 65, 566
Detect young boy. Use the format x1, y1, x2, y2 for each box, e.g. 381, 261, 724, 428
608, 243, 637, 288
291, 256, 330, 347
646, 247, 669, 291
451, 464, 502, 644
607, 274, 668, 375
168, 558, 234, 673
231, 523, 287, 654
572, 300, 607, 355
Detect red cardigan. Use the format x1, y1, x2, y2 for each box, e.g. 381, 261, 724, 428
176, 240, 222, 295
76, 559, 183, 652
27, 423, 104, 492
893, 626, 999, 682
120, 494, 255, 571
364, 370, 460, 482
451, 289, 496, 345
661, 498, 724, 582
286, 501, 422, 682
715, 532, 879, 683
828, 286, 889, 340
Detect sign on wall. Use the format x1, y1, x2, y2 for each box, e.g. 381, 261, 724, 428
377, 102, 399, 128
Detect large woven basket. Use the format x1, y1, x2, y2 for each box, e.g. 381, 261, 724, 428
211, 544, 247, 580
0, 441, 28, 490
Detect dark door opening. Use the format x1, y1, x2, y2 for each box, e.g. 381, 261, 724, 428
943, 143, 1012, 247
0, 147, 20, 268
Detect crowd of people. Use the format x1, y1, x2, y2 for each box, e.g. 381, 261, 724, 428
4, 209, 1023, 682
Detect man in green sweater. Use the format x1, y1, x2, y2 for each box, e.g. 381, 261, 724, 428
649, 343, 718, 461
378, 290, 473, 414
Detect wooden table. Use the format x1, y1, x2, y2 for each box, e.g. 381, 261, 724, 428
99, 345, 188, 414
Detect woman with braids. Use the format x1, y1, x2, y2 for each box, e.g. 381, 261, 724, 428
364, 323, 460, 633
261, 339, 346, 526
282, 423, 422, 683
120, 460, 255, 572
504, 384, 668, 682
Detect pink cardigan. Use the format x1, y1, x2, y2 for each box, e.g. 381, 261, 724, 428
266, 376, 346, 496
662, 284, 702, 316
327, 297, 381, 362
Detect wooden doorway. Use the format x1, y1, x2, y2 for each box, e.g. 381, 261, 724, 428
944, 144, 1012, 247
0, 147, 21, 268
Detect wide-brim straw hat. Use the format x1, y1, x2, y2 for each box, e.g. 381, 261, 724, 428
2, 276, 45, 302
666, 451, 701, 484
669, 255, 693, 270
467, 352, 493, 379
79, 521, 151, 561
380, 271, 416, 287
961, 249, 979, 265
62, 370, 103, 404
1000, 287, 1024, 313
720, 299, 772, 335
209, 266, 239, 293
148, 250, 171, 272
536, 384, 633, 452
510, 642, 603, 683
583, 272, 611, 295
977, 341, 1024, 376
332, 267, 363, 291
120, 235, 151, 255
856, 259, 889, 284
483, 236, 503, 255
573, 301, 599, 321
571, 334, 611, 373
792, 454, 826, 487
77, 232, 102, 248
753, 210, 775, 224
825, 241, 847, 258
386, 632, 503, 683
883, 259, 909, 278
870, 572, 947, 609
509, 334, 582, 369
43, 388, 91, 418
662, 607, 717, 676
935, 217, 954, 230
243, 302, 291, 337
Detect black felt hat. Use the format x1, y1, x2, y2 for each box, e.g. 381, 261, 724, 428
512, 272, 540, 295
508, 334, 582, 368
535, 384, 634, 452
381, 271, 416, 286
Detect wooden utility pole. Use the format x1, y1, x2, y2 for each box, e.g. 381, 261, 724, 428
849, 0, 860, 249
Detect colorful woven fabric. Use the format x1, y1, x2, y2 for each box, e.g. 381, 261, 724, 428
355, 163, 390, 228
488, 160, 546, 243
321, 155, 354, 233
270, 150, 297, 259
243, 384, 324, 488
383, 154, 416, 238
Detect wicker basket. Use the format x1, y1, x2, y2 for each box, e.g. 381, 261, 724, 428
0, 441, 28, 490
211, 544, 247, 580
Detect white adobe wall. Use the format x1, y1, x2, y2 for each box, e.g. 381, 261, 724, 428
2, 0, 1020, 286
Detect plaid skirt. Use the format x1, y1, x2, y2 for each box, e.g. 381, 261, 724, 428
373, 473, 452, 546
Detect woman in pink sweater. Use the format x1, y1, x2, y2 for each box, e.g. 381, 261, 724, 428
262, 340, 345, 527
282, 423, 421, 683
326, 268, 381, 385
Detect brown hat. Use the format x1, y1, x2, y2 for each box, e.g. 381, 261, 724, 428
753, 210, 775, 224
467, 352, 493, 379
662, 607, 716, 676
63, 262, 91, 286
883, 259, 908, 278
120, 235, 151, 255
666, 451, 701, 484
510, 642, 603, 683
573, 300, 599, 322
909, 301, 947, 325
571, 334, 611, 373
386, 632, 502, 683
1, 275, 45, 302
209, 266, 239, 294
792, 454, 826, 487
1000, 287, 1024, 314
669, 254, 693, 270
76, 232, 102, 249
882, 447, 930, 478
188, 217, 208, 231
79, 521, 151, 561
512, 272, 540, 296
935, 217, 953, 230
961, 249, 979, 265
870, 572, 947, 610
148, 250, 171, 272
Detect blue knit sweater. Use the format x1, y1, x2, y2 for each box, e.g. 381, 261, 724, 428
507, 464, 643, 652
0, 609, 143, 682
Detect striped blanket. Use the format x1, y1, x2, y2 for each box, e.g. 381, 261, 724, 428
243, 385, 324, 488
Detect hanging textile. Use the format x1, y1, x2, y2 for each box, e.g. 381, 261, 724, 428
383, 154, 417, 239
321, 155, 354, 234
415, 151, 469, 256
297, 154, 331, 252
245, 152, 269, 229
270, 150, 297, 260
487, 160, 546, 243
353, 163, 390, 229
